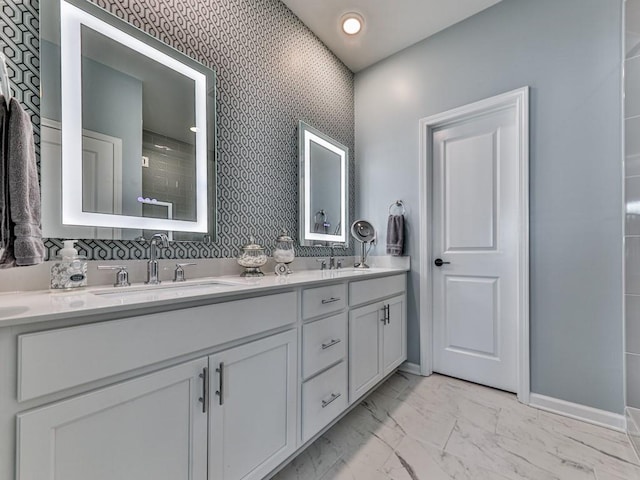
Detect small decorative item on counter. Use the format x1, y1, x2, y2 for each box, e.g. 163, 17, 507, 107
237, 235, 268, 277
50, 240, 88, 289
273, 228, 295, 275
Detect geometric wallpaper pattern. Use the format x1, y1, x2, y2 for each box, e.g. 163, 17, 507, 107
0, 0, 354, 260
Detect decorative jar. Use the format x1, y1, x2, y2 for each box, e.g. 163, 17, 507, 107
273, 229, 295, 275
237, 236, 267, 277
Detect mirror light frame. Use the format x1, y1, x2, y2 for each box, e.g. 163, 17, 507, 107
298, 121, 349, 246
60, 0, 209, 233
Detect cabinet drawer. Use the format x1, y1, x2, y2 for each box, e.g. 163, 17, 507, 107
349, 274, 406, 306
302, 283, 347, 320
18, 292, 297, 402
301, 361, 348, 442
302, 313, 347, 379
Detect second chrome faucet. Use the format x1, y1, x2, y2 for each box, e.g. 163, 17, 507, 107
146, 233, 169, 285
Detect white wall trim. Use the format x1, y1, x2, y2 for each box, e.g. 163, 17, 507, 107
418, 87, 530, 404
530, 393, 627, 432
398, 361, 421, 376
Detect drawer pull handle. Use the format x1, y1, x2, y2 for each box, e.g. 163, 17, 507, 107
321, 392, 341, 408
321, 338, 341, 350
215, 362, 224, 406
321, 297, 341, 304
198, 367, 208, 414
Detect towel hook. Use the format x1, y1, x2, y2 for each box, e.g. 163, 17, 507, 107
388, 200, 406, 215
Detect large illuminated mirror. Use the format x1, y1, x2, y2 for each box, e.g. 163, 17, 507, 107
40, 0, 216, 241
298, 121, 349, 246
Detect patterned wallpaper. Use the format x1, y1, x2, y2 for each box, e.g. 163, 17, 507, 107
0, 0, 354, 260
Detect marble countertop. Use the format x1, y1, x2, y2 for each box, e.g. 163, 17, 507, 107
0, 266, 408, 328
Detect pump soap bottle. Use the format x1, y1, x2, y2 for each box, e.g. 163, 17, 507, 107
50, 240, 88, 289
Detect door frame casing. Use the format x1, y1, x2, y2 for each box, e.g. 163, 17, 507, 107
418, 87, 530, 404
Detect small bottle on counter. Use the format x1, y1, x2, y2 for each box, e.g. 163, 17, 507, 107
50, 240, 88, 289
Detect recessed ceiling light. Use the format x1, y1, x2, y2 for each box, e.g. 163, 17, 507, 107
341, 13, 364, 35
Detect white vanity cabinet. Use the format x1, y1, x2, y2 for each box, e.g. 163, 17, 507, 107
16, 358, 208, 480
208, 330, 298, 480
348, 275, 407, 404
1, 268, 409, 480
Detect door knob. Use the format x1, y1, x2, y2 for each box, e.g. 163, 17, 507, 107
434, 258, 450, 267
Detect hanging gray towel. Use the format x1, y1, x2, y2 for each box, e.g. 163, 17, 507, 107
0, 97, 45, 267
0, 97, 8, 262
386, 214, 404, 256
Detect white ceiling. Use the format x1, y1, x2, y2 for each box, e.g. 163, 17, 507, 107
281, 0, 502, 72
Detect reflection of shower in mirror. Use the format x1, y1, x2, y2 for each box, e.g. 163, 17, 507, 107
137, 197, 174, 241
314, 209, 329, 233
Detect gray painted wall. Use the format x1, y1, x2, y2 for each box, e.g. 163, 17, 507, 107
355, 0, 624, 412
626, 0, 640, 409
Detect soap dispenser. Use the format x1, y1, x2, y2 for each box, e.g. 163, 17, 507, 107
50, 240, 88, 289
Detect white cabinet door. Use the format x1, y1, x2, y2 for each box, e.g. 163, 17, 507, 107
209, 330, 297, 480
349, 302, 384, 404
349, 295, 407, 404
16, 358, 208, 480
382, 295, 407, 376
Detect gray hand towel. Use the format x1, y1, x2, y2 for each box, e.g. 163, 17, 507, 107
0, 97, 45, 267
0, 98, 7, 260
386, 214, 404, 256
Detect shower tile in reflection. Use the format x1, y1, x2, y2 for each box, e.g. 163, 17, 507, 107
625, 237, 640, 294
626, 155, 640, 178
627, 295, 640, 355
627, 56, 640, 118
627, 117, 640, 157
627, 177, 640, 235
627, 353, 640, 408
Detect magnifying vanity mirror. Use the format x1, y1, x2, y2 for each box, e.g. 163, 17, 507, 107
298, 121, 349, 246
40, 0, 216, 242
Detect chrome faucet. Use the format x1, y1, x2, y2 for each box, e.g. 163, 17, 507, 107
328, 243, 345, 270
146, 233, 169, 285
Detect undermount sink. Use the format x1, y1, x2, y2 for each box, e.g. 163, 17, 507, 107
92, 279, 243, 300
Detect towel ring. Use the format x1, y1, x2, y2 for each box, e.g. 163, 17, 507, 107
388, 200, 406, 215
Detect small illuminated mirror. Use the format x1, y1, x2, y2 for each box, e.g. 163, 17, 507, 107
298, 121, 349, 246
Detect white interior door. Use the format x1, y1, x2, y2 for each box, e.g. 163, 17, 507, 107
41, 119, 122, 239
431, 104, 520, 393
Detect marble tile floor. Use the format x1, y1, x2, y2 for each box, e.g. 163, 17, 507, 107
272, 373, 640, 480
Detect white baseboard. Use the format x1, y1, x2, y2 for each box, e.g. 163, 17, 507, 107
529, 393, 626, 432
398, 361, 422, 376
